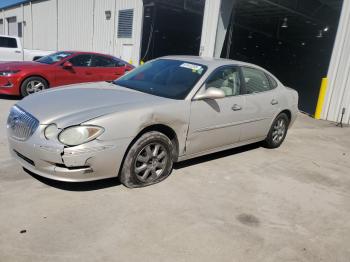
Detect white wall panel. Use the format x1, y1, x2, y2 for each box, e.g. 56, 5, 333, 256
199, 0, 221, 58
57, 0, 94, 51
323, 0, 350, 124
32, 0, 57, 51
23, 4, 33, 49
92, 0, 115, 54
114, 0, 143, 65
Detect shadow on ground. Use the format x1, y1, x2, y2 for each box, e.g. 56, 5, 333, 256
24, 142, 262, 191
0, 95, 20, 100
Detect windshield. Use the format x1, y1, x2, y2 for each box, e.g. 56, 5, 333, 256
36, 52, 73, 65
114, 59, 207, 99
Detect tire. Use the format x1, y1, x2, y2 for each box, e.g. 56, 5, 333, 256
119, 131, 174, 188
264, 113, 290, 149
20, 76, 48, 97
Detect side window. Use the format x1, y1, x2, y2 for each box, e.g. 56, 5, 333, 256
69, 55, 92, 67
0, 36, 18, 48
266, 74, 278, 89
205, 67, 241, 97
93, 55, 118, 67
241, 67, 271, 94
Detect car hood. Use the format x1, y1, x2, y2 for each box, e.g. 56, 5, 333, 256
16, 82, 168, 127
0, 61, 46, 70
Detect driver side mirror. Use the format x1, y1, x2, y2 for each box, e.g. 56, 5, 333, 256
62, 61, 73, 69
194, 87, 225, 100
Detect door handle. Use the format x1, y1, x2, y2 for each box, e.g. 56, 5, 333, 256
86, 72, 93, 75
232, 104, 242, 111
15, 50, 21, 54
271, 99, 279, 105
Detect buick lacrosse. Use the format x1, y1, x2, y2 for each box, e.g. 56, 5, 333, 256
7, 56, 298, 188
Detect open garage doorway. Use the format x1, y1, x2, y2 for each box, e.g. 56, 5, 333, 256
221, 0, 343, 115
141, 0, 205, 62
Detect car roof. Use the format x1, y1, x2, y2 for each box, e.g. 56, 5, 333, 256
63, 51, 116, 57
161, 55, 266, 70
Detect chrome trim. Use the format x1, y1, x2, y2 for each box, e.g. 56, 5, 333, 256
7, 106, 39, 141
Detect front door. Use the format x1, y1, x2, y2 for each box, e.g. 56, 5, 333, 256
55, 54, 94, 87
186, 66, 246, 155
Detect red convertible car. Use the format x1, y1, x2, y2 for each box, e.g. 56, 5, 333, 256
0, 51, 134, 97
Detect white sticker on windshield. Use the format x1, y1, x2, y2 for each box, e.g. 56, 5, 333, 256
180, 63, 203, 74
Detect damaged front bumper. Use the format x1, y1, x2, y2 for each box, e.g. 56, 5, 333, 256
8, 125, 130, 182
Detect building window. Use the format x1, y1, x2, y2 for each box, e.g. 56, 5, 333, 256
0, 19, 3, 35
18, 22, 23, 37
117, 9, 134, 38
7, 16, 18, 36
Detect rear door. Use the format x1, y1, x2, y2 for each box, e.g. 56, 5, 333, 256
239, 66, 280, 141
91, 55, 126, 82
0, 36, 22, 61
54, 54, 94, 86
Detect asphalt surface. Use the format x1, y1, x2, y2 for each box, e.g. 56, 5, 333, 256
1, 95, 350, 262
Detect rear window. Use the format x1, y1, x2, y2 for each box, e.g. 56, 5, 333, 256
0, 36, 18, 48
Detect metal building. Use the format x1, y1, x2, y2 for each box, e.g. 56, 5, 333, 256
0, 0, 349, 124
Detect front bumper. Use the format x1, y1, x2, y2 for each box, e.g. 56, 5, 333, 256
0, 76, 20, 95
8, 125, 132, 182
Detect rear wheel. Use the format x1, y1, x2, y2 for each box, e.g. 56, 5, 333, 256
119, 131, 174, 188
20, 76, 48, 97
264, 113, 289, 149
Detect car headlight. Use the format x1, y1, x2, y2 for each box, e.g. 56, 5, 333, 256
0, 70, 20, 76
44, 124, 59, 140
58, 126, 104, 146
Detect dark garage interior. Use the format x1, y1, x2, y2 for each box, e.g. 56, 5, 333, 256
141, 0, 205, 62
221, 0, 343, 114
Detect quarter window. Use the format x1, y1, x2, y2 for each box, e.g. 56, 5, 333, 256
241, 67, 271, 94
205, 67, 241, 97
69, 55, 92, 67
266, 74, 278, 89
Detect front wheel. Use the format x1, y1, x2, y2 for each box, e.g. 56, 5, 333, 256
119, 131, 174, 188
20, 76, 48, 97
264, 113, 290, 149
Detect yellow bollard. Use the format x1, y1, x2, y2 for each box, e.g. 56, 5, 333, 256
315, 77, 328, 119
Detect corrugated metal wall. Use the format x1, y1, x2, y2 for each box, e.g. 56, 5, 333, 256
32, 0, 57, 51
323, 0, 350, 124
92, 0, 115, 55
57, 0, 95, 51
0, 0, 143, 64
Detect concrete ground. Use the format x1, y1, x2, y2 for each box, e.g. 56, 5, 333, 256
0, 96, 349, 262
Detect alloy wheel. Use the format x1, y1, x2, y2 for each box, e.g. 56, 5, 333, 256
26, 80, 45, 94
272, 118, 286, 144
134, 143, 169, 183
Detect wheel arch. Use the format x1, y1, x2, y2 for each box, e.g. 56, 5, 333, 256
20, 75, 50, 90
117, 123, 180, 179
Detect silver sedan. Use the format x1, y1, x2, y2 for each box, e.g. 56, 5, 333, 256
7, 56, 298, 188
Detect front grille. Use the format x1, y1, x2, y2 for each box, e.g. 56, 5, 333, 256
7, 106, 39, 141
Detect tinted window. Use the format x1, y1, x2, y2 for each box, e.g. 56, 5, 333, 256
93, 55, 119, 67
114, 59, 207, 99
69, 55, 92, 67
0, 36, 18, 48
241, 67, 271, 94
205, 66, 241, 97
37, 52, 73, 64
